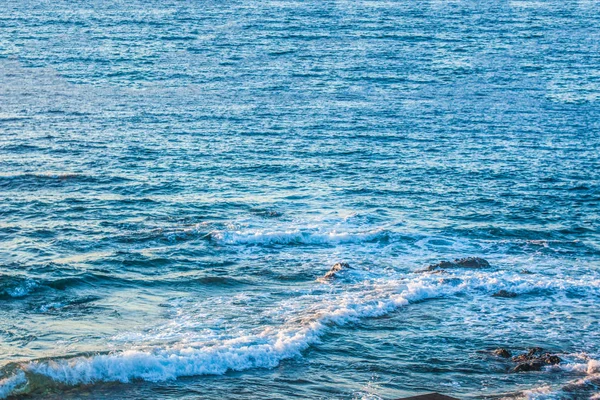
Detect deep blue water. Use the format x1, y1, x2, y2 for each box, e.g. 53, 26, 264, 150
1, 1, 600, 399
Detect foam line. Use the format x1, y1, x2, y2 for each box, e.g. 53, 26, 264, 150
211, 228, 385, 245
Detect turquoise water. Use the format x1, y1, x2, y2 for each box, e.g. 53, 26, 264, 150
1, 1, 600, 399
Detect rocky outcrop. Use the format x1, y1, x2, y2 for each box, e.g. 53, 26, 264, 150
486, 347, 562, 372
510, 348, 562, 372
426, 257, 491, 271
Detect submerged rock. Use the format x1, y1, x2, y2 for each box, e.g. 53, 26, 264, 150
439, 277, 462, 285
455, 257, 491, 268
493, 348, 512, 358
427, 257, 491, 271
520, 269, 534, 275
492, 290, 518, 298
322, 262, 351, 280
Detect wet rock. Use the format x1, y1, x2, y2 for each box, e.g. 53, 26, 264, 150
427, 257, 491, 271
426, 262, 448, 271
512, 361, 545, 372
455, 257, 491, 268
493, 290, 518, 298
427, 261, 456, 270
511, 348, 561, 372
322, 262, 350, 280
512, 347, 545, 362
512, 356, 562, 372
493, 348, 512, 358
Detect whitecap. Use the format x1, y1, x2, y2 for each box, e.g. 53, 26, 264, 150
210, 228, 386, 246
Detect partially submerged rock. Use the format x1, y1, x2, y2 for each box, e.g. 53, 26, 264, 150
512, 347, 545, 362
511, 348, 562, 372
455, 257, 491, 268
321, 262, 351, 280
492, 290, 518, 298
427, 257, 491, 271
428, 261, 456, 270
520, 269, 534, 275
493, 348, 512, 358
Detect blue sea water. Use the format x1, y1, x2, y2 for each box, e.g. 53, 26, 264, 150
1, 0, 600, 398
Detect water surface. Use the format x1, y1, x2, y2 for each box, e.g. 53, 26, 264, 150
1, 0, 599, 399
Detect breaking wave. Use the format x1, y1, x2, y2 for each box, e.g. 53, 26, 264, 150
2, 268, 600, 398
210, 228, 387, 246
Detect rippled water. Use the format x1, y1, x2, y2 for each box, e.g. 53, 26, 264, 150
1, 0, 600, 399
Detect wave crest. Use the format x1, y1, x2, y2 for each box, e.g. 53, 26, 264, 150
210, 228, 386, 246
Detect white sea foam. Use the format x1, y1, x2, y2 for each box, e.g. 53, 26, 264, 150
1, 278, 38, 298
211, 228, 386, 245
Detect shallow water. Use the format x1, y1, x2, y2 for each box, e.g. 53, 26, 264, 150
1, 0, 599, 399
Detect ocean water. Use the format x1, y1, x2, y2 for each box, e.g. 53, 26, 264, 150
1, 0, 600, 399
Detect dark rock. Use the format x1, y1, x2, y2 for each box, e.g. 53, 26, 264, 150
512, 348, 541, 362
427, 257, 491, 271
322, 262, 350, 279
426, 261, 455, 271
512, 360, 545, 372
493, 348, 512, 358
510, 348, 561, 372
426, 262, 452, 271
526, 347, 545, 358
492, 290, 518, 298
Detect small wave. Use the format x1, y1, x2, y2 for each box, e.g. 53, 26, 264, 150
0, 277, 39, 299
0, 273, 120, 300
0, 172, 131, 190
210, 228, 386, 246
38, 295, 102, 313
